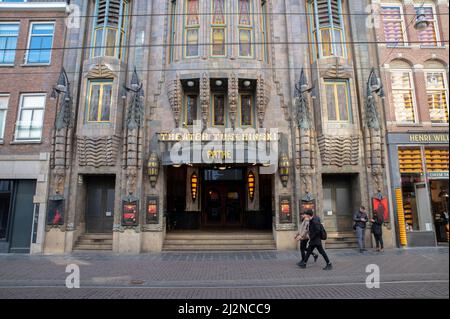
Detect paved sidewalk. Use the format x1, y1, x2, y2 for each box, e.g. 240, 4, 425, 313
0, 248, 448, 299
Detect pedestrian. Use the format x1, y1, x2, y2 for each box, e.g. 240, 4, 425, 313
371, 210, 384, 252
295, 211, 318, 265
298, 211, 332, 270
354, 206, 369, 253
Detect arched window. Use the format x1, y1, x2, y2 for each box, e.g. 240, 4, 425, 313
390, 60, 417, 124
92, 0, 129, 60
308, 0, 347, 59
424, 61, 448, 124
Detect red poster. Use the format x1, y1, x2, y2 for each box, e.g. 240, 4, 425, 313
372, 197, 389, 221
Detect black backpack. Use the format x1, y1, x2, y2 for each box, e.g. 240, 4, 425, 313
320, 223, 328, 241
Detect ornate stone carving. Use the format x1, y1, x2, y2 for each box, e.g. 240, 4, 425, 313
200, 73, 210, 128
125, 68, 145, 131
77, 136, 121, 167
228, 73, 239, 128
317, 135, 360, 167
53, 167, 66, 195
256, 74, 269, 128
167, 75, 182, 128
87, 62, 115, 79
319, 57, 353, 79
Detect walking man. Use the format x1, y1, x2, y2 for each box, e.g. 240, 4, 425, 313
354, 206, 369, 253
298, 211, 332, 270
295, 211, 318, 265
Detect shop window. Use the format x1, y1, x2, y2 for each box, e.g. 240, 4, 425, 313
324, 80, 352, 122
391, 70, 416, 124
426, 71, 448, 124
211, 0, 226, 56
308, 0, 347, 59
415, 5, 440, 47
380, 5, 407, 47
185, 0, 200, 57
425, 148, 449, 175
86, 80, 113, 123
91, 0, 129, 60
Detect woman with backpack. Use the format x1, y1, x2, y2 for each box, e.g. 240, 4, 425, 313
298, 211, 333, 270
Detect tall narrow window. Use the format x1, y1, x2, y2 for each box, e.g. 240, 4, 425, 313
238, 0, 253, 57
308, 0, 346, 59
213, 94, 226, 126
0, 23, 19, 64
415, 5, 439, 47
185, 0, 200, 57
26, 23, 54, 64
92, 0, 129, 60
381, 5, 406, 47
261, 0, 269, 62
325, 80, 351, 122
169, 0, 177, 62
211, 0, 226, 56
185, 94, 198, 126
16, 94, 46, 141
0, 95, 8, 140
240, 94, 253, 126
391, 70, 416, 123
87, 80, 113, 123
426, 72, 448, 124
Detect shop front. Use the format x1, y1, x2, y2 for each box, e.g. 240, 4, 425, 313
388, 132, 449, 247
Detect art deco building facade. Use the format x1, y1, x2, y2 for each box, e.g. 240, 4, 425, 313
1, 0, 394, 254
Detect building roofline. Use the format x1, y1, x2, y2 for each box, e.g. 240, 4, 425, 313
0, 2, 68, 12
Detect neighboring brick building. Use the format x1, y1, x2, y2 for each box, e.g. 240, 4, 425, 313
40, 0, 393, 254
371, 0, 449, 246
0, 1, 67, 253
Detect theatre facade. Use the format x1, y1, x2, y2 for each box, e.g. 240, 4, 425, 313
41, 0, 394, 254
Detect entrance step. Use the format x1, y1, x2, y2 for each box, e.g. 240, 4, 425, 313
325, 232, 359, 249
163, 232, 276, 251
73, 233, 113, 251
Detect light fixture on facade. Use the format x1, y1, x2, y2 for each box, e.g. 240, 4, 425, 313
147, 152, 160, 188
187, 80, 195, 87
191, 173, 198, 201
414, 7, 429, 31
215, 80, 223, 87
243, 80, 251, 87
218, 165, 227, 171
248, 171, 255, 201
279, 153, 290, 188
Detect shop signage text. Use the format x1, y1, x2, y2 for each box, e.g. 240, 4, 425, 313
409, 134, 449, 143
158, 132, 279, 142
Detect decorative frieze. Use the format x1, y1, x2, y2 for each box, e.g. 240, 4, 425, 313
228, 73, 239, 128
200, 73, 210, 128
318, 135, 360, 167
77, 135, 121, 167
87, 62, 115, 79
167, 75, 182, 127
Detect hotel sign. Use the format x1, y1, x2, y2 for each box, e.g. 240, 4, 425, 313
387, 133, 449, 145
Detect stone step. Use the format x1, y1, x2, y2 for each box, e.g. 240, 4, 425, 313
79, 234, 113, 240
77, 239, 113, 245
162, 244, 277, 251
165, 234, 273, 240
73, 244, 113, 251
325, 242, 359, 249
164, 239, 275, 245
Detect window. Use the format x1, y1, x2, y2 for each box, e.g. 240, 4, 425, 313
213, 94, 226, 126
185, 94, 198, 126
169, 0, 177, 63
391, 70, 416, 123
16, 94, 46, 141
325, 80, 351, 122
211, 0, 226, 56
238, 0, 253, 57
92, 0, 129, 60
26, 23, 54, 64
308, 0, 347, 59
185, 0, 200, 57
87, 80, 113, 123
0, 95, 8, 140
0, 23, 19, 64
381, 5, 406, 47
426, 71, 448, 124
415, 5, 440, 47
240, 94, 253, 126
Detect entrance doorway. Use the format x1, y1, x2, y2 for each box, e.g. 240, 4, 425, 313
322, 174, 356, 232
202, 168, 245, 227
85, 175, 115, 234
429, 179, 449, 243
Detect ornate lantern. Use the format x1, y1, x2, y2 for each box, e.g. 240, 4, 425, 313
147, 152, 159, 188
279, 153, 290, 187
248, 171, 255, 201
191, 173, 198, 201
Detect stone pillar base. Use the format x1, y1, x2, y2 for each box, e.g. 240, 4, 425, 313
274, 230, 297, 250
43, 228, 66, 254
114, 230, 141, 254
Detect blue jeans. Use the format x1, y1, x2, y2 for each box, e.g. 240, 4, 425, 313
356, 226, 366, 250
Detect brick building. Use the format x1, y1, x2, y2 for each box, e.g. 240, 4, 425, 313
0, 0, 67, 253
371, 0, 449, 246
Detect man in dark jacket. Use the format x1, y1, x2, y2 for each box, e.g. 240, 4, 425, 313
298, 211, 332, 270
371, 210, 384, 252
354, 206, 369, 253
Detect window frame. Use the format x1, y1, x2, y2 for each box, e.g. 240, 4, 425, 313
414, 4, 441, 47
425, 69, 449, 125
380, 3, 409, 47
211, 93, 227, 127
86, 79, 114, 123
210, 0, 227, 57
15, 93, 46, 142
390, 69, 419, 125
184, 93, 198, 127
324, 79, 352, 123
0, 22, 20, 65
239, 92, 254, 127
25, 21, 55, 65
184, 0, 200, 59
237, 0, 254, 58
0, 94, 9, 140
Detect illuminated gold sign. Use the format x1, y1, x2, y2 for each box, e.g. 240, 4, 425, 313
409, 134, 449, 143
207, 150, 232, 160
158, 132, 278, 142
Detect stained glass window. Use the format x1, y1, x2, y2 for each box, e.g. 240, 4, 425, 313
211, 0, 226, 56
239, 29, 252, 57
238, 0, 253, 57
212, 0, 225, 25
239, 0, 251, 26
187, 0, 199, 26
186, 95, 198, 126
325, 81, 351, 122
240, 95, 252, 126
212, 28, 225, 56
87, 81, 113, 123
185, 0, 200, 57
214, 95, 225, 126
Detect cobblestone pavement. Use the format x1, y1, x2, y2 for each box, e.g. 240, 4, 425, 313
0, 248, 448, 299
